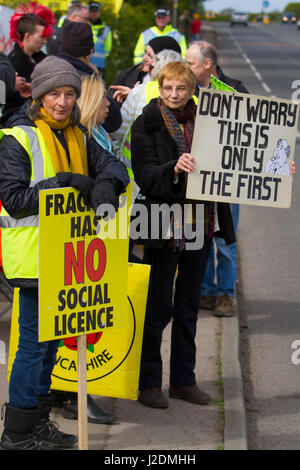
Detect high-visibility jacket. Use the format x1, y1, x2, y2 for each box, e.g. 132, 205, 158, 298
57, 15, 66, 28
0, 126, 57, 281
90, 22, 112, 70
119, 80, 160, 181
133, 25, 187, 65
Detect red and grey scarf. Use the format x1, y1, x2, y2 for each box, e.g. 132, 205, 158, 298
157, 97, 195, 155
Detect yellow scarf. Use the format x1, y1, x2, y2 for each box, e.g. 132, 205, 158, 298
34, 107, 88, 176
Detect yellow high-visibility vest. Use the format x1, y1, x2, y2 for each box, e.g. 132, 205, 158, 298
0, 126, 57, 281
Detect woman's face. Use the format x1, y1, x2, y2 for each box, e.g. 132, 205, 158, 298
41, 86, 76, 121
96, 94, 110, 125
142, 45, 155, 73
160, 78, 193, 111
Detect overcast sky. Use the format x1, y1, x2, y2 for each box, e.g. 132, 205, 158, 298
204, 0, 290, 13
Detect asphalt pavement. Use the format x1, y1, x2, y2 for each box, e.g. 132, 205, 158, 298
215, 20, 300, 450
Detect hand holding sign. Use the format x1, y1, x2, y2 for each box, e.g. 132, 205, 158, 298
57, 172, 95, 207
174, 153, 196, 175
291, 161, 296, 174
91, 177, 119, 219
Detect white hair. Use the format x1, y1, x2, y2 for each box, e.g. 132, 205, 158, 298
151, 50, 183, 80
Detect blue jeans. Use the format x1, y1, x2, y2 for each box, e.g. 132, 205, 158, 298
201, 204, 239, 298
9, 288, 59, 409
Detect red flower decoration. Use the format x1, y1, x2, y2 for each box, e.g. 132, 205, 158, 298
10, 2, 56, 47
60, 332, 103, 353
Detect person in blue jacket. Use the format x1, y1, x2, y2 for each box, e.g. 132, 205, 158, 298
88, 1, 112, 77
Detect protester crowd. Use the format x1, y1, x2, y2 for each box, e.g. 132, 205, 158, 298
0, 1, 295, 451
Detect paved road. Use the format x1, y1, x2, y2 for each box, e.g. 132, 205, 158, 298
214, 22, 300, 450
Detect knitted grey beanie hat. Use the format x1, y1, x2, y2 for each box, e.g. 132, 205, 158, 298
31, 56, 82, 100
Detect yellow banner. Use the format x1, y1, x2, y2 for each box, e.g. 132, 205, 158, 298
35, 0, 124, 14
38, 187, 130, 342
8, 262, 150, 399
7, 184, 150, 399
37, 0, 69, 11
99, 0, 124, 14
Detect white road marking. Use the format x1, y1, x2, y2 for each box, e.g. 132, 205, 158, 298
262, 82, 271, 93
229, 29, 272, 95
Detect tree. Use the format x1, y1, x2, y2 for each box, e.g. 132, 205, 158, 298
284, 3, 300, 16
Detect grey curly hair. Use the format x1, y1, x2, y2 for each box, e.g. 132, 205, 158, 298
151, 49, 183, 80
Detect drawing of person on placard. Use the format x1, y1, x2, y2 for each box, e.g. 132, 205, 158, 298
265, 138, 291, 175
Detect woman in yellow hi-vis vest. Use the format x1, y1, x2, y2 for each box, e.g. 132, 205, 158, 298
0, 56, 129, 450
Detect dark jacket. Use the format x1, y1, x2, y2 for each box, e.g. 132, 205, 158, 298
46, 24, 63, 56
8, 42, 46, 82
46, 19, 69, 56
0, 104, 129, 286
5, 44, 46, 122
0, 52, 16, 96
113, 64, 148, 90
131, 98, 235, 247
0, 52, 24, 125
217, 65, 249, 94
57, 51, 96, 77
57, 52, 122, 134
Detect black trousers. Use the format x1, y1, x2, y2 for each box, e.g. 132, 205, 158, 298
139, 236, 212, 390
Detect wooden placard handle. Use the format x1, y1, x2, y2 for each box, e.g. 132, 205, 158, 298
77, 335, 88, 450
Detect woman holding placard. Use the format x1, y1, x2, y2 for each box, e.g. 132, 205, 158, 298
131, 61, 235, 409
0, 56, 128, 450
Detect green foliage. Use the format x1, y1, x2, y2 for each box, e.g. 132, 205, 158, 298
285, 3, 300, 16
103, 2, 155, 85
0, 0, 19, 8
